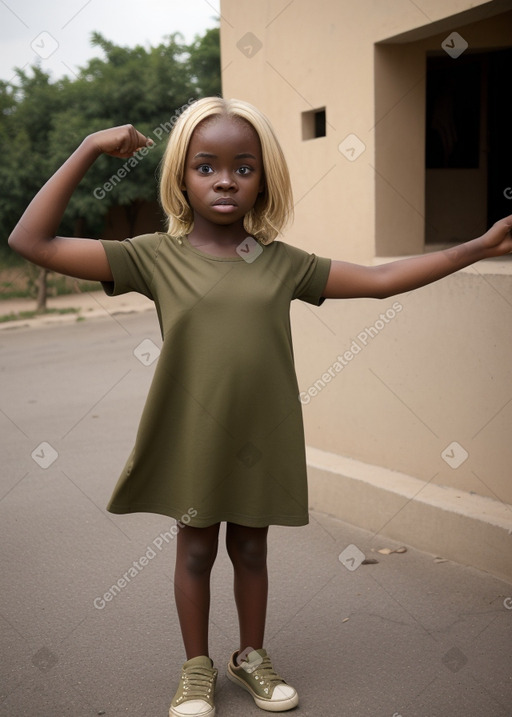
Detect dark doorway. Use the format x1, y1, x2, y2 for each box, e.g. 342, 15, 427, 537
425, 48, 512, 243
487, 48, 512, 226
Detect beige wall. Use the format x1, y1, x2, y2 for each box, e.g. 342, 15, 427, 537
220, 1, 512, 513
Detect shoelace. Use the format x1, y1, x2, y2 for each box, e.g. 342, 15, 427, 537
250, 655, 285, 687
179, 666, 216, 700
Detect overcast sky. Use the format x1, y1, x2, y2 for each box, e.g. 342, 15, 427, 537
0, 0, 221, 82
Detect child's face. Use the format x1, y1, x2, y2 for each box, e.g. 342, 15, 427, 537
183, 114, 264, 230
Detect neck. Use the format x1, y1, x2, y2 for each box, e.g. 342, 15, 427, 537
188, 214, 248, 247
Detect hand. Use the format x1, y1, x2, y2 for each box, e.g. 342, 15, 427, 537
86, 125, 153, 159
478, 214, 512, 258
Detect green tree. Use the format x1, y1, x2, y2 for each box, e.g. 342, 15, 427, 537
0, 27, 221, 301
187, 27, 222, 97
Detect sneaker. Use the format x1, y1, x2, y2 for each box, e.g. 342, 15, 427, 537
169, 655, 217, 717
227, 648, 298, 712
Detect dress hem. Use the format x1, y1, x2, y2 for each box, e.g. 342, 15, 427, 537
107, 503, 309, 528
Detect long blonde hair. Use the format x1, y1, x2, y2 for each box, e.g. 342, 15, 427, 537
159, 97, 293, 244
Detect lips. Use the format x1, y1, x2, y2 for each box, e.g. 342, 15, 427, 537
213, 198, 237, 206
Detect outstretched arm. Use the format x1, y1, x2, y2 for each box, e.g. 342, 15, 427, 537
8, 125, 152, 282
323, 215, 512, 299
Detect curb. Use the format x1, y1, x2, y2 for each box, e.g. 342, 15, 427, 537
0, 291, 154, 331
307, 445, 512, 584
0, 306, 154, 332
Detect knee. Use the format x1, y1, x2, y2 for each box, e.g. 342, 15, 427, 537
227, 535, 267, 571
181, 535, 219, 576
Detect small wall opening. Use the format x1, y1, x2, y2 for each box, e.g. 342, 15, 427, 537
301, 107, 326, 140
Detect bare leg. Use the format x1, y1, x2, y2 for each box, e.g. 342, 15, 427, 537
226, 523, 269, 654
174, 523, 220, 659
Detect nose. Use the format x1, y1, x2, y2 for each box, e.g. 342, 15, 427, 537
214, 171, 237, 191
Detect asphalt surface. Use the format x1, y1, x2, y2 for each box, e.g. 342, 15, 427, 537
1, 310, 512, 717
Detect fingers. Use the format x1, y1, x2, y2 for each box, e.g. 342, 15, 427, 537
133, 127, 153, 149
110, 125, 154, 158
91, 125, 154, 159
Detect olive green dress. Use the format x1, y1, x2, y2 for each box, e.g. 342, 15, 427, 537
100, 233, 331, 527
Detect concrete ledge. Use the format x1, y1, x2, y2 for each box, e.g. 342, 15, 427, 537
306, 446, 512, 583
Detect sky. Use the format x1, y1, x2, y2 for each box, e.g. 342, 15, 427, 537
0, 0, 221, 82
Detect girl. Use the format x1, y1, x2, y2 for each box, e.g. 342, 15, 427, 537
8, 97, 512, 717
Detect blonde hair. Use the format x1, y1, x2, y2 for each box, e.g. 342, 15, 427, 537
159, 97, 293, 244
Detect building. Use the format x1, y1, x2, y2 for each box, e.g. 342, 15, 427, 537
220, 0, 512, 580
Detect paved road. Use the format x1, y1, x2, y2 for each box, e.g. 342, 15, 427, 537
1, 313, 512, 716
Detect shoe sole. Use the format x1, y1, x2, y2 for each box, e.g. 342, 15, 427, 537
227, 668, 299, 712
169, 704, 215, 717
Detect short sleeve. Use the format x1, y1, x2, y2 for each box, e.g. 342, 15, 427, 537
99, 234, 164, 299
282, 243, 331, 306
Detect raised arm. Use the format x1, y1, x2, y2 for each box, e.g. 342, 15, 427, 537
323, 215, 512, 299
8, 125, 152, 282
